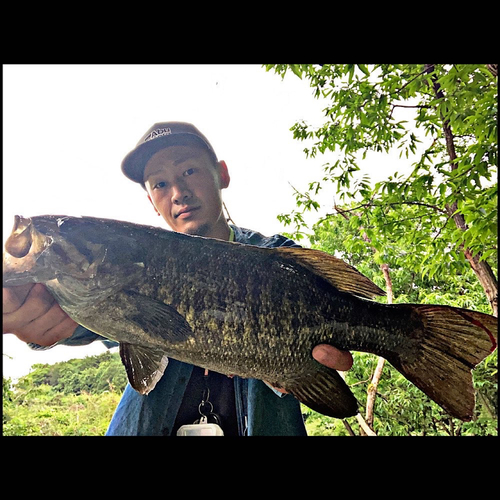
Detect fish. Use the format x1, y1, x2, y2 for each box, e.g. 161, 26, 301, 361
3, 214, 498, 421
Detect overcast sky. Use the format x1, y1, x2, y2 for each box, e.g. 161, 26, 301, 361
3, 64, 413, 380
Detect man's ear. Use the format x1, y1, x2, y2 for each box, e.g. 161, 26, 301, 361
147, 193, 162, 216
218, 160, 230, 189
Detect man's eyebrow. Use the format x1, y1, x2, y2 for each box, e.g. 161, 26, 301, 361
173, 152, 202, 166
145, 156, 191, 178
145, 150, 203, 181
145, 167, 165, 178
173, 156, 190, 166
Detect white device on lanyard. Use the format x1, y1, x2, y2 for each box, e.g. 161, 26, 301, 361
176, 422, 224, 436
176, 369, 224, 436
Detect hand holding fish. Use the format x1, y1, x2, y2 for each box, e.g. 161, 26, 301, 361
3, 283, 78, 346
269, 344, 353, 394
312, 344, 353, 371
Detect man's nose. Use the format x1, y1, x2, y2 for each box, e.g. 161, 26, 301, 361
171, 182, 192, 205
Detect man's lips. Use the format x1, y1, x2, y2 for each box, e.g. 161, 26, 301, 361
175, 207, 201, 219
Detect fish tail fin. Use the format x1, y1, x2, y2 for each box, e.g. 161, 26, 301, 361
388, 305, 497, 421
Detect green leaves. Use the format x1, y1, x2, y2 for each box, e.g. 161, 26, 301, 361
303, 214, 497, 435
3, 351, 126, 435
267, 64, 497, 306
268, 63, 499, 430
357, 64, 370, 77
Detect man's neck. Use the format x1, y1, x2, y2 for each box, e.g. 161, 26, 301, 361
208, 220, 232, 241
187, 219, 231, 241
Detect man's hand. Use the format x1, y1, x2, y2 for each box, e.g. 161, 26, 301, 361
312, 344, 353, 371
268, 344, 353, 394
3, 283, 77, 346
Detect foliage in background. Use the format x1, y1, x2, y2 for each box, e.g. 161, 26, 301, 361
301, 214, 497, 436
13, 350, 128, 396
266, 64, 497, 435
3, 351, 125, 436
266, 64, 497, 315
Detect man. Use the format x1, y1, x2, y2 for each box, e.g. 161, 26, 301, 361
3, 122, 353, 435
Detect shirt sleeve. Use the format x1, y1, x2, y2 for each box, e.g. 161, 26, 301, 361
264, 381, 287, 398
270, 234, 301, 248
28, 325, 117, 351
231, 225, 301, 249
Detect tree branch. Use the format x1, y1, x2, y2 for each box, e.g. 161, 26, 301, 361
333, 205, 392, 434
365, 264, 393, 430
365, 357, 386, 430
392, 104, 430, 109
392, 67, 429, 96
487, 64, 498, 77
356, 412, 377, 436
330, 200, 449, 218
431, 213, 454, 242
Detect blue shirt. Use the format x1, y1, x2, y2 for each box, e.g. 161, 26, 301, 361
39, 225, 308, 436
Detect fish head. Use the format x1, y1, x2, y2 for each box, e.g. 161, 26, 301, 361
3, 215, 60, 285
3, 215, 145, 305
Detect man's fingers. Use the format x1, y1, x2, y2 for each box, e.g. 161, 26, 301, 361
12, 302, 77, 346
3, 284, 35, 314
312, 344, 353, 371
3, 284, 56, 333
3, 283, 78, 345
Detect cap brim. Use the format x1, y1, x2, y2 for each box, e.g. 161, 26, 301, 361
121, 134, 214, 184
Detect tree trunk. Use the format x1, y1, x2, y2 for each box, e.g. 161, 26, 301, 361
425, 64, 498, 317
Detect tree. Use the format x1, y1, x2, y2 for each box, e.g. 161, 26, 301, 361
266, 64, 498, 316
3, 352, 126, 436
303, 213, 497, 435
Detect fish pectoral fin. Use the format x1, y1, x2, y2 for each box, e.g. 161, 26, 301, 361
123, 290, 193, 343
284, 364, 358, 419
120, 343, 169, 395
115, 291, 192, 395
276, 247, 385, 300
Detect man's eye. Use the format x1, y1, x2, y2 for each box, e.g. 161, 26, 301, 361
153, 181, 166, 190
183, 168, 195, 177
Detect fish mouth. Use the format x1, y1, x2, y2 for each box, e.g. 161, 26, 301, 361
3, 215, 55, 285
5, 215, 33, 258
175, 206, 201, 219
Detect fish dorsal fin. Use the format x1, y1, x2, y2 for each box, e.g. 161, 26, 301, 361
275, 247, 385, 300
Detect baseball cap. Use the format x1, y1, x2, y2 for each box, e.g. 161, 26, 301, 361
121, 121, 218, 184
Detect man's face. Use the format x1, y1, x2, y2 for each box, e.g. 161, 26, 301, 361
143, 145, 230, 238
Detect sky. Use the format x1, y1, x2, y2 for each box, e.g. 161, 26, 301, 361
2, 64, 412, 381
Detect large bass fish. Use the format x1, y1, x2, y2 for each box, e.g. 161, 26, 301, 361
3, 215, 497, 420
